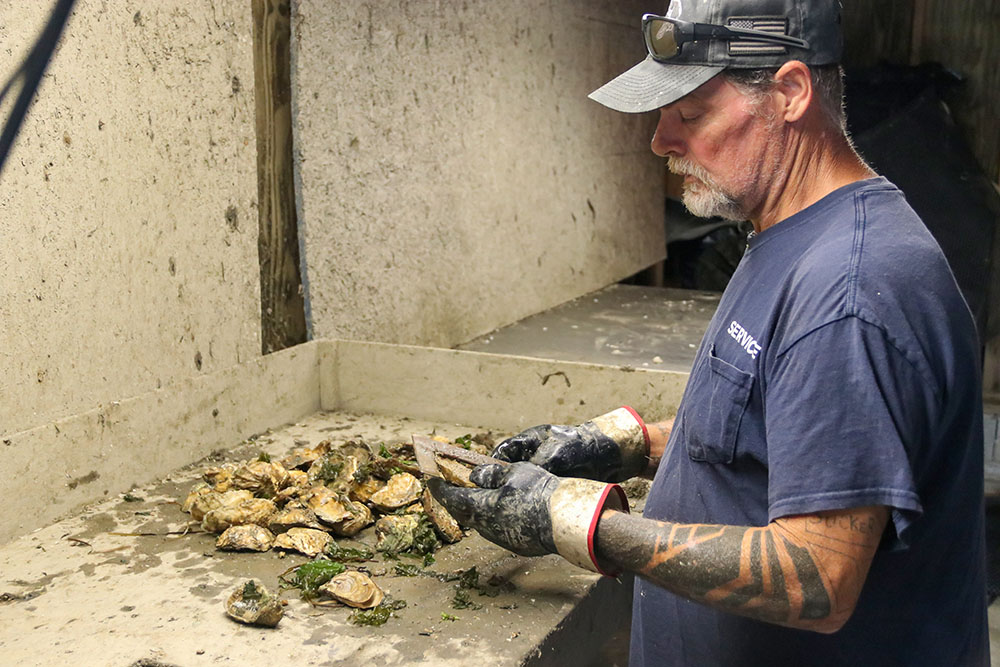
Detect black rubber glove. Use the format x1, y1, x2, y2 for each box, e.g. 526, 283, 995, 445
492, 407, 649, 482
427, 462, 629, 575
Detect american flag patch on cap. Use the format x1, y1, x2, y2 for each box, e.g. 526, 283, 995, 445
726, 17, 790, 55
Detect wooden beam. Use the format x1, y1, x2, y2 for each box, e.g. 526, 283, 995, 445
253, 0, 307, 354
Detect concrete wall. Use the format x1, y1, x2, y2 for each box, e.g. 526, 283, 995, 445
0, 1, 261, 436
291, 0, 664, 348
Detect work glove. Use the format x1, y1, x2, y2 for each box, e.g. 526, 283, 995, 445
491, 407, 649, 482
427, 462, 628, 576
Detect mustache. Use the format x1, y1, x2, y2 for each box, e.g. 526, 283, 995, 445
666, 157, 714, 182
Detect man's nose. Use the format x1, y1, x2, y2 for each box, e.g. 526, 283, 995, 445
650, 109, 682, 157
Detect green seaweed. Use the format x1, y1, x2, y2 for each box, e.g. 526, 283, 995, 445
324, 542, 374, 563
279, 560, 346, 600
378, 444, 392, 458
122, 493, 144, 502
242, 580, 264, 602
348, 598, 407, 627
454, 434, 473, 449
256, 451, 271, 463
451, 587, 482, 610
377, 514, 441, 559
441, 612, 459, 622
393, 563, 421, 577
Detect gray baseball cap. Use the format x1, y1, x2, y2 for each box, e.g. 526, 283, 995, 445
589, 0, 844, 113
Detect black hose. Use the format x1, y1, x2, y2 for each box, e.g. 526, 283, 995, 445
0, 0, 77, 180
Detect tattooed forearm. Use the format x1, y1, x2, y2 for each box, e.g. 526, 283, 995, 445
595, 506, 888, 632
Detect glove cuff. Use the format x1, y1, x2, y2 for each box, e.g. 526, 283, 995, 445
590, 406, 650, 479
548, 478, 629, 576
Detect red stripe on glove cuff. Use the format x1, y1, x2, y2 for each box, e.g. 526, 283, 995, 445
587, 483, 630, 577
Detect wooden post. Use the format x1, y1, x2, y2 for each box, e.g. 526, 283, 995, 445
253, 0, 307, 354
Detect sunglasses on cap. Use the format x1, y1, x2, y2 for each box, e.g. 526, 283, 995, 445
642, 13, 810, 61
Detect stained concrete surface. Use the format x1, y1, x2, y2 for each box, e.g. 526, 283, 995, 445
459, 284, 721, 373
291, 0, 665, 349
0, 411, 638, 666
0, 1, 261, 437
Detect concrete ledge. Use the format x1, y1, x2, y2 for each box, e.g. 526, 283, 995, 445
1, 342, 320, 544
320, 339, 688, 431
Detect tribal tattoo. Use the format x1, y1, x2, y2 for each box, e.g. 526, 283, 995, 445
595, 505, 888, 632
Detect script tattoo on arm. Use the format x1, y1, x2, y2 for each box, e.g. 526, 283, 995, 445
595, 505, 888, 632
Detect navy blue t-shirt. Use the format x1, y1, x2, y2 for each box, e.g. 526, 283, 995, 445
632, 178, 988, 666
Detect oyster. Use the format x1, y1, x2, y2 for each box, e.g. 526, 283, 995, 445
421, 487, 463, 543
319, 571, 384, 609
203, 464, 238, 492
370, 473, 422, 512
435, 456, 476, 488
308, 451, 366, 493
231, 461, 291, 498
268, 502, 324, 533
225, 579, 284, 627
216, 524, 275, 552
188, 489, 254, 522
202, 498, 277, 534
279, 439, 332, 470
374, 514, 439, 555
349, 477, 385, 504
181, 483, 212, 514
272, 527, 333, 557
313, 497, 353, 526
332, 497, 374, 537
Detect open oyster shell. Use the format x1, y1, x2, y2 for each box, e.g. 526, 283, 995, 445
225, 579, 284, 627
370, 473, 422, 512
216, 524, 275, 552
202, 498, 277, 534
421, 487, 463, 542
272, 527, 333, 557
319, 571, 384, 609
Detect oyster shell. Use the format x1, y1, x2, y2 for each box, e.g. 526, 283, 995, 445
202, 498, 277, 534
435, 457, 476, 488
374, 513, 439, 555
272, 527, 333, 557
225, 579, 283, 627
216, 524, 275, 552
319, 571, 384, 609
231, 461, 291, 498
421, 487, 463, 542
188, 489, 254, 522
370, 473, 422, 512
313, 497, 353, 526
182, 483, 212, 514
279, 439, 332, 470
332, 497, 374, 537
268, 502, 324, 533
203, 464, 237, 492
349, 477, 385, 504
310, 453, 370, 494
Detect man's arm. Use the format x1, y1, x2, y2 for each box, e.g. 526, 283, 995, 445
595, 505, 889, 633
642, 418, 673, 478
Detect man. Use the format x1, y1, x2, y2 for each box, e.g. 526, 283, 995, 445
429, 0, 989, 664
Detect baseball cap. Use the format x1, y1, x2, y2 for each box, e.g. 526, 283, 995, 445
589, 0, 844, 113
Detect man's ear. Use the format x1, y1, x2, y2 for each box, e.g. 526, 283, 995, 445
773, 60, 813, 123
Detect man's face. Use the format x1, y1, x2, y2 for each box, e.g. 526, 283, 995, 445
651, 75, 783, 221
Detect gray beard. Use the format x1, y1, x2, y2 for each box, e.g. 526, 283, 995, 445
668, 157, 747, 221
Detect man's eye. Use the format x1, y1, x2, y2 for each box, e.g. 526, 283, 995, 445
680, 113, 701, 123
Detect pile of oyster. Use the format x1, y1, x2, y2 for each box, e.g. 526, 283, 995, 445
182, 437, 476, 561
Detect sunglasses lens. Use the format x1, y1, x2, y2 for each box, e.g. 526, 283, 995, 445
646, 18, 678, 59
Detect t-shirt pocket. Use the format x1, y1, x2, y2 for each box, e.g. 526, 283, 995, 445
683, 345, 755, 464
